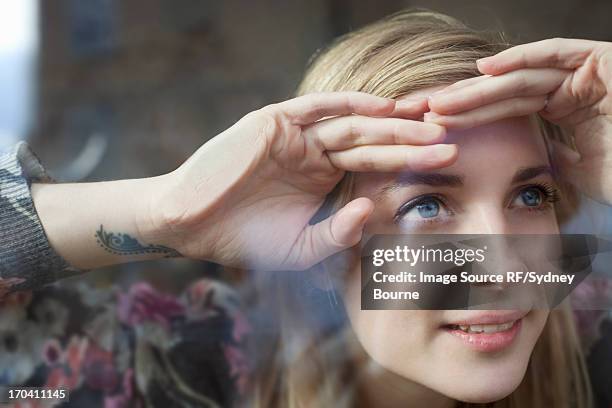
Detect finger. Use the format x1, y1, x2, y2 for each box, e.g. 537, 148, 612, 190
433, 74, 493, 94
427, 76, 493, 112
327, 144, 457, 172
424, 96, 547, 130
390, 96, 430, 119
541, 103, 600, 128
304, 115, 446, 151
276, 92, 396, 125
287, 197, 374, 270
476, 38, 597, 75
541, 73, 605, 121
549, 139, 582, 186
428, 68, 568, 115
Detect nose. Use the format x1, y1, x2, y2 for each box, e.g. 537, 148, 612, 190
456, 203, 549, 309
458, 203, 528, 272
458, 203, 509, 235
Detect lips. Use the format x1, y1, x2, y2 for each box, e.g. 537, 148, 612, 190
441, 311, 528, 352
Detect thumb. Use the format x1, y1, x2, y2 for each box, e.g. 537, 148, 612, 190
550, 139, 582, 186
290, 197, 374, 270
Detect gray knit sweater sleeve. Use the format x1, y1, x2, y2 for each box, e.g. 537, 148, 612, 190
0, 141, 82, 296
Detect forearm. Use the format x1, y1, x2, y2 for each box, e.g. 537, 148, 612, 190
31, 175, 179, 270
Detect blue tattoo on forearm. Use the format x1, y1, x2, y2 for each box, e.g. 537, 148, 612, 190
95, 225, 181, 258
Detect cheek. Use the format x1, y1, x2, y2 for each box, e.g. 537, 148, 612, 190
342, 251, 441, 379
507, 210, 560, 234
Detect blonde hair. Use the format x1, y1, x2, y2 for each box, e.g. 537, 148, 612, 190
246, 9, 591, 408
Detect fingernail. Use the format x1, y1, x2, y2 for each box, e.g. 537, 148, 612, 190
416, 144, 457, 168
396, 97, 427, 107
432, 144, 457, 161
423, 111, 442, 122
476, 57, 491, 69
428, 123, 447, 141
412, 144, 458, 170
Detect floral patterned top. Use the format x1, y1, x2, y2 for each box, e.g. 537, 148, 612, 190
0, 143, 250, 408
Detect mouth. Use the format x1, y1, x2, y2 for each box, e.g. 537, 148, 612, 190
441, 311, 527, 352
445, 321, 516, 334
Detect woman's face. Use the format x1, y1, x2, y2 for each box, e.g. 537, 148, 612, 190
342, 104, 558, 403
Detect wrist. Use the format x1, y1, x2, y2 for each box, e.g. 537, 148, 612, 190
140, 165, 227, 263
32, 176, 182, 270
133, 172, 188, 258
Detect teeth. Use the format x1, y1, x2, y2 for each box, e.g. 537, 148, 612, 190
453, 321, 515, 334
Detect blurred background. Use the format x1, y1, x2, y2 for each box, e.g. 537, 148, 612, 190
1, 0, 611, 296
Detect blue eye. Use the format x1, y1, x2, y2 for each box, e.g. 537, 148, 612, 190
396, 196, 449, 223
519, 187, 542, 207
415, 199, 440, 218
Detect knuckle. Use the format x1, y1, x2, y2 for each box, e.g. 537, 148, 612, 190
514, 73, 529, 92
345, 95, 357, 113
305, 95, 327, 119
311, 104, 326, 119
347, 117, 360, 139
405, 149, 418, 168
392, 121, 404, 144
474, 88, 489, 105
550, 38, 564, 64
251, 108, 282, 139
348, 117, 368, 146
359, 149, 377, 171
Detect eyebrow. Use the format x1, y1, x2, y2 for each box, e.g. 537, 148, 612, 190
375, 165, 554, 202
511, 165, 553, 183
376, 172, 463, 201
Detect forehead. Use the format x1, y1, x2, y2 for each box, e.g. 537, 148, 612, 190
446, 115, 548, 168
353, 115, 550, 196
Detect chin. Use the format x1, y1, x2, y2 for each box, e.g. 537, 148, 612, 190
433, 358, 530, 404
448, 378, 523, 404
